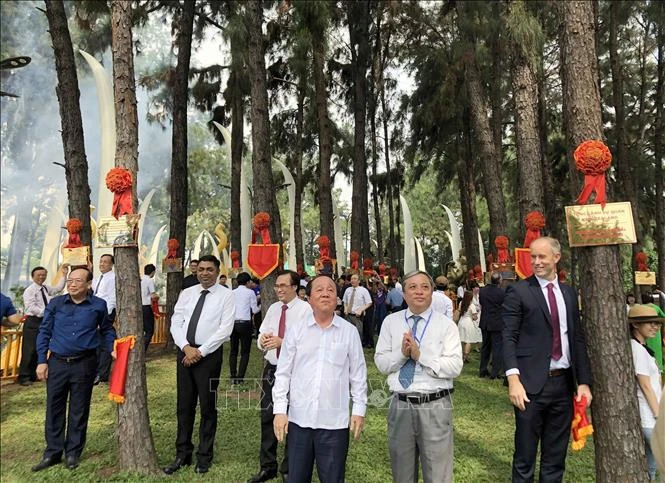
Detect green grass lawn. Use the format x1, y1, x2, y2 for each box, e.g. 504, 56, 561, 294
0, 344, 595, 482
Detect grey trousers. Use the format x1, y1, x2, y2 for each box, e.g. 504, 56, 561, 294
387, 395, 454, 483
347, 314, 363, 339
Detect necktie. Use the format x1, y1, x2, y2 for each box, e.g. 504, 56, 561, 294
40, 286, 48, 308
276, 304, 288, 358
95, 274, 104, 294
547, 283, 562, 360
186, 289, 210, 346
348, 287, 356, 314
398, 315, 422, 389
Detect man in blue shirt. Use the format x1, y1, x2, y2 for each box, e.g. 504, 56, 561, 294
386, 281, 405, 313
32, 267, 116, 472
1, 292, 22, 327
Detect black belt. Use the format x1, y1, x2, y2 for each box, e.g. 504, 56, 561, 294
51, 350, 96, 363
235, 319, 251, 323
548, 368, 570, 378
397, 388, 454, 404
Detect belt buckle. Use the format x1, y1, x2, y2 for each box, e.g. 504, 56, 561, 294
406, 394, 423, 404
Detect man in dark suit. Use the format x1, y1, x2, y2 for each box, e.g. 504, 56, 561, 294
479, 272, 505, 379
503, 237, 592, 483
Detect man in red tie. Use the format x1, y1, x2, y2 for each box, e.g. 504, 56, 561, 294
248, 270, 312, 483
503, 237, 593, 482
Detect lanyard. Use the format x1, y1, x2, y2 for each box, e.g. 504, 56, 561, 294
403, 310, 433, 346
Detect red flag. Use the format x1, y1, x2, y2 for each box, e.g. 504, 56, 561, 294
514, 248, 533, 279
571, 395, 593, 450
246, 244, 280, 280
108, 335, 135, 404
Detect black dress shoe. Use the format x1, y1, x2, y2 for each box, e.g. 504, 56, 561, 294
163, 456, 192, 475
31, 457, 61, 472
93, 375, 101, 386
194, 464, 209, 474
248, 469, 278, 482
65, 455, 79, 470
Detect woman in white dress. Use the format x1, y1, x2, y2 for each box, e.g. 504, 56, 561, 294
458, 290, 482, 363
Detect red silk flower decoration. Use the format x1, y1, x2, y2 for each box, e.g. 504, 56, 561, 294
166, 238, 179, 259
558, 269, 567, 283
363, 258, 373, 271
316, 235, 331, 261
105, 168, 133, 219
378, 263, 386, 277
524, 211, 545, 248
574, 140, 612, 208
494, 235, 510, 263
350, 251, 360, 270
473, 265, 483, 281
230, 249, 241, 268
251, 212, 271, 244
64, 218, 83, 248
571, 395, 593, 451
635, 252, 649, 272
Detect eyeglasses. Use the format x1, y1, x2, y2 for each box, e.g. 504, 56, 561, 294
274, 284, 295, 290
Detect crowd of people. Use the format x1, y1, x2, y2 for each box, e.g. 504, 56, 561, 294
1, 236, 664, 482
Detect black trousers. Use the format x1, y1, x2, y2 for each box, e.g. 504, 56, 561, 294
479, 329, 503, 378
142, 305, 154, 352
512, 372, 574, 483
362, 307, 375, 348
287, 423, 349, 483
175, 347, 223, 467
19, 315, 42, 382
259, 363, 288, 475
44, 352, 97, 460
96, 309, 115, 381
229, 320, 253, 382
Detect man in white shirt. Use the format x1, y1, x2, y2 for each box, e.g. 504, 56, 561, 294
248, 270, 312, 483
342, 274, 372, 339
375, 270, 463, 483
165, 255, 235, 475
20, 264, 68, 386
273, 275, 367, 483
140, 264, 158, 352
230, 272, 260, 384
91, 254, 116, 384
431, 275, 454, 319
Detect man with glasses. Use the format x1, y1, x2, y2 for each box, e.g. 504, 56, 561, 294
375, 270, 463, 482
32, 267, 116, 472
248, 270, 312, 483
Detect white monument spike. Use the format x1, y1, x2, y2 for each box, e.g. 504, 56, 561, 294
414, 236, 426, 271
40, 195, 66, 281
273, 158, 296, 270
441, 204, 461, 263
147, 224, 167, 267
478, 229, 487, 273
400, 195, 416, 274
332, 202, 346, 269
137, 188, 156, 249
192, 230, 221, 262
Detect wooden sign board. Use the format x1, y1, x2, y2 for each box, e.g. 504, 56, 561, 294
635, 271, 656, 286
62, 246, 90, 267
96, 214, 140, 247
162, 258, 183, 273
565, 202, 636, 247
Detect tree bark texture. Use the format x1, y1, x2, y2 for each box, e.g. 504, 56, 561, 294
370, 15, 383, 261
656, 22, 665, 291
293, 74, 306, 270
348, 0, 371, 259
45, 0, 92, 247
166, 0, 195, 345
380, 36, 396, 266
245, 0, 282, 313
460, 112, 480, 269
230, 37, 244, 258
511, 50, 544, 237
464, 49, 508, 244
560, 2, 647, 480
538, 54, 557, 241
489, 1, 503, 169
110, 0, 159, 473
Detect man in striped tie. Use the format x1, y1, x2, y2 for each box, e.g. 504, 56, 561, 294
375, 270, 463, 483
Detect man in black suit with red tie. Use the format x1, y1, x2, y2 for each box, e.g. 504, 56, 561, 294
503, 237, 592, 483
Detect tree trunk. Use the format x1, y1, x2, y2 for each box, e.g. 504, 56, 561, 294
312, 31, 337, 260
370, 9, 383, 261
489, 1, 503, 170
656, 21, 665, 291
230, 38, 244, 258
165, 0, 195, 346
511, 46, 544, 237
460, 111, 480, 269
560, 2, 647, 480
45, 0, 93, 247
293, 74, 306, 270
245, 0, 282, 313
109, 0, 159, 473
538, 51, 557, 241
348, 0, 371, 259
464, 48, 508, 244
380, 39, 396, 266
609, 1, 643, 299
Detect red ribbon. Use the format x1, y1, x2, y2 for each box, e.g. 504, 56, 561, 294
576, 174, 607, 208
64, 233, 82, 248
108, 336, 135, 404
112, 190, 133, 219
497, 248, 510, 263
523, 229, 541, 249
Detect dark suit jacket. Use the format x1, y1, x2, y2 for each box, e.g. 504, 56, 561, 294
479, 284, 505, 331
502, 276, 592, 395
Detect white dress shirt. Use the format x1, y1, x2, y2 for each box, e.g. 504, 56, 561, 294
171, 283, 235, 357
273, 313, 368, 430
342, 285, 372, 313
258, 297, 312, 365
505, 276, 570, 377
92, 270, 116, 314
233, 285, 260, 320
375, 306, 463, 394
431, 290, 454, 319
140, 275, 156, 306
23, 278, 66, 317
